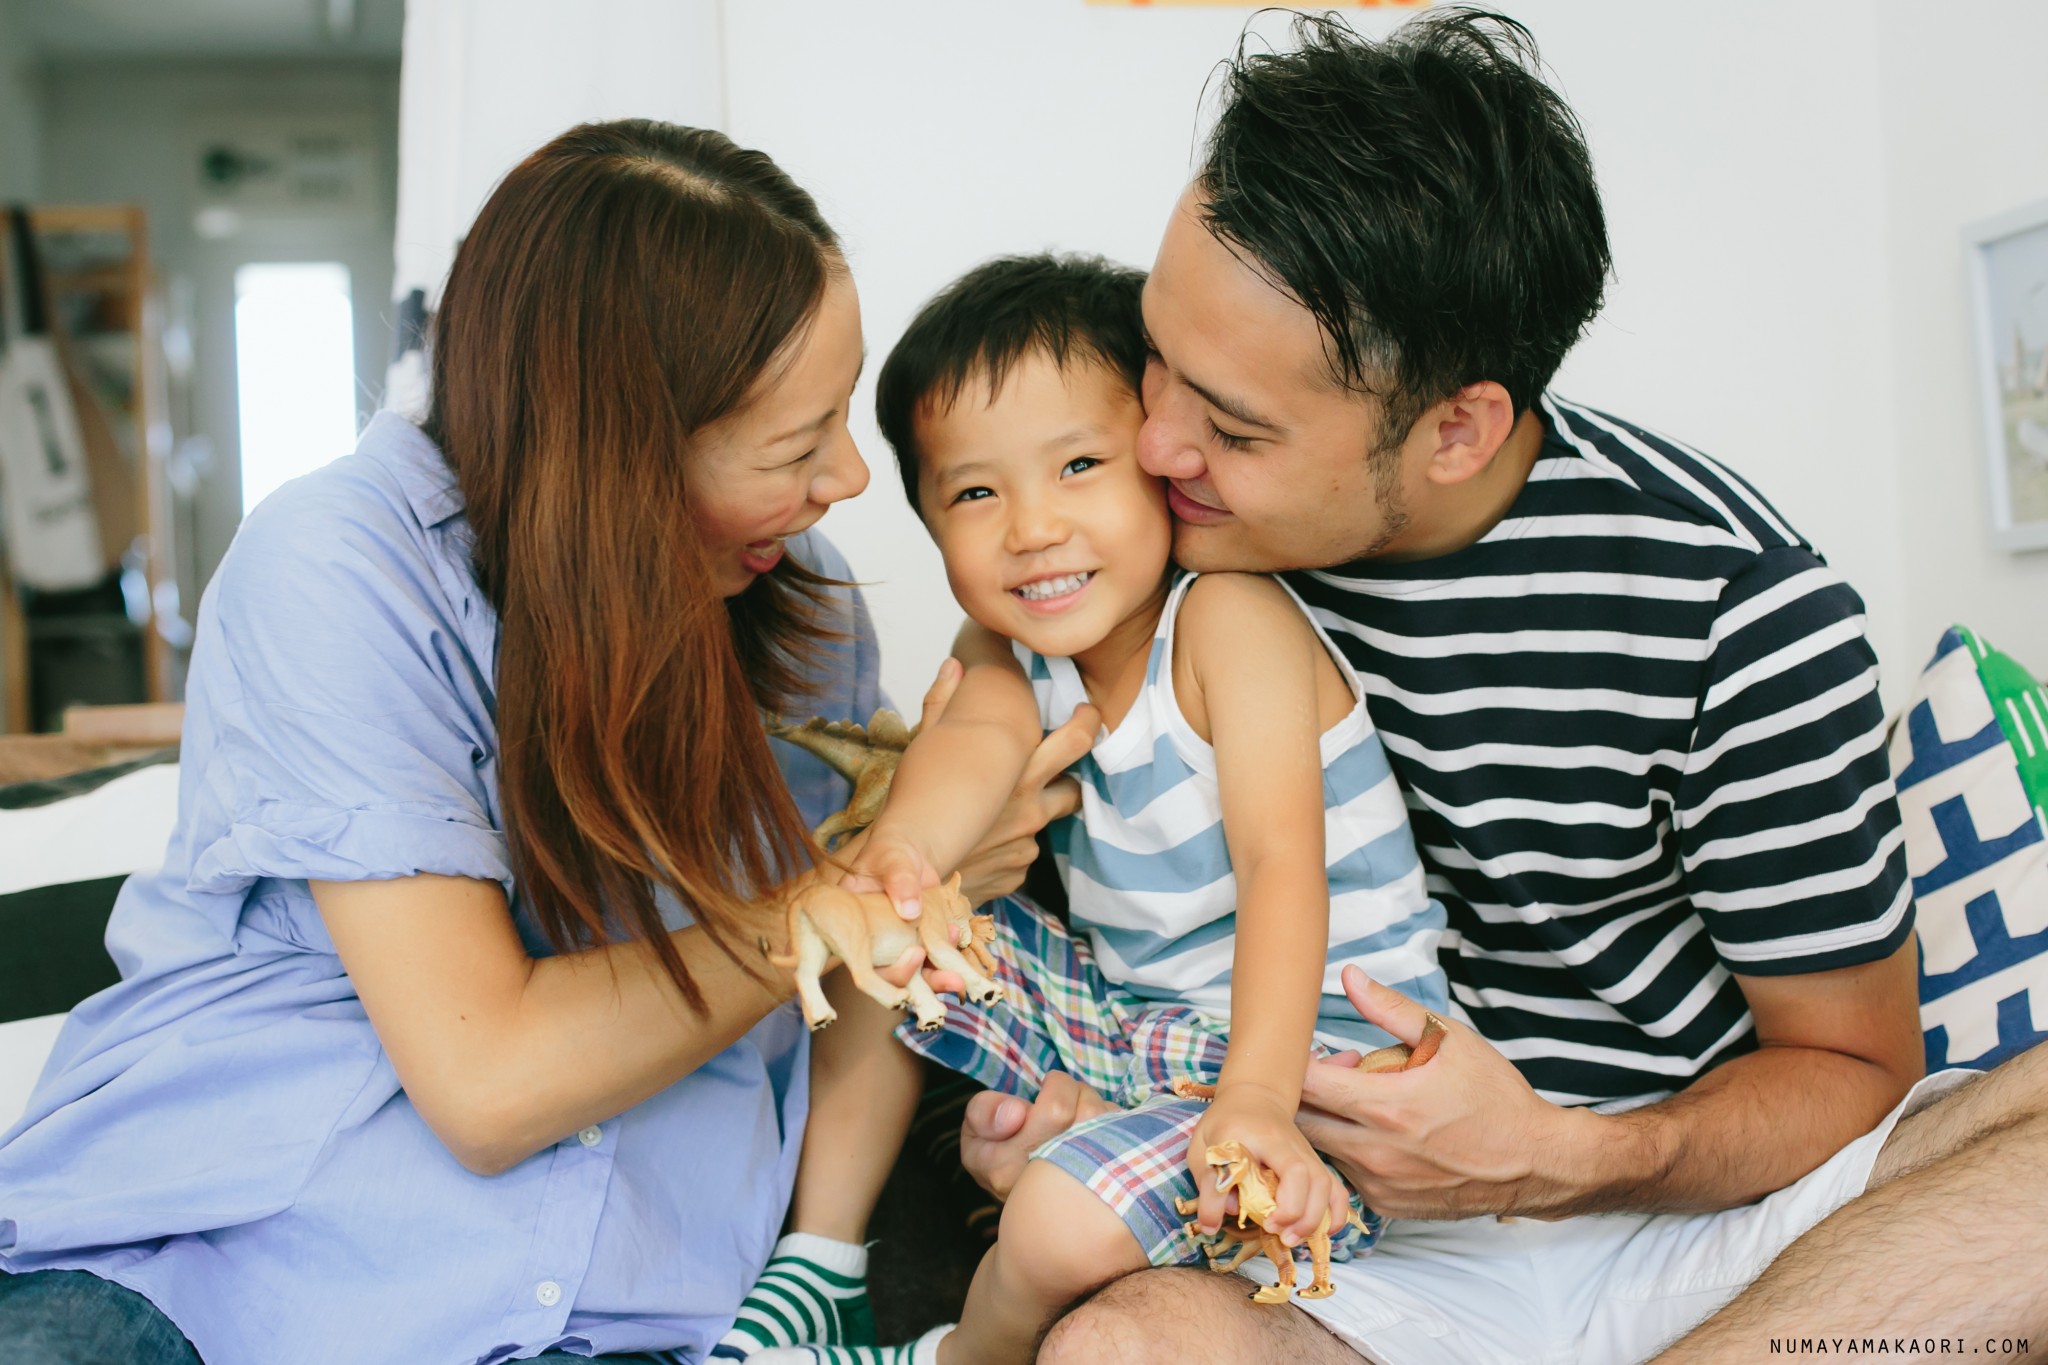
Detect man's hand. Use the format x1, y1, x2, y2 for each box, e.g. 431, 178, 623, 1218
912, 656, 1096, 908
959, 1073, 1117, 1201
1191, 1083, 1349, 1245
1296, 965, 1593, 1220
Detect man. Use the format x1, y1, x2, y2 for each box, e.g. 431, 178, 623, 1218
953, 10, 2047, 1361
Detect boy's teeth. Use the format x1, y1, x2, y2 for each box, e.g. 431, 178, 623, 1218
1016, 571, 1092, 601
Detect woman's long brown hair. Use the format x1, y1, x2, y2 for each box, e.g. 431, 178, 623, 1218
422, 120, 840, 1012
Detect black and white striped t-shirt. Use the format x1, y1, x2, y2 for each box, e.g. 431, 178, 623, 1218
1285, 395, 1912, 1108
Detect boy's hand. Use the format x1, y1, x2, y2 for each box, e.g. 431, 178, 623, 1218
841, 827, 941, 921
1190, 1084, 1349, 1248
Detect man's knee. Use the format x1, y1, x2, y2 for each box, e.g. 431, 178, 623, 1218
1037, 1266, 1352, 1365
1040, 1269, 1200, 1365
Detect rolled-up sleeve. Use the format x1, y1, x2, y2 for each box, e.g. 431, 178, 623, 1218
180, 471, 511, 901
189, 705, 509, 895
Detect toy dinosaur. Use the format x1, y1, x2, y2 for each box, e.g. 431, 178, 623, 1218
1168, 1012, 1450, 1302
769, 871, 1005, 1030
767, 708, 915, 849
1169, 1011, 1449, 1105
1174, 1140, 1373, 1303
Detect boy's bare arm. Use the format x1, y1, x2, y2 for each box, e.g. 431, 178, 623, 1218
1180, 575, 1346, 1239
852, 622, 1053, 914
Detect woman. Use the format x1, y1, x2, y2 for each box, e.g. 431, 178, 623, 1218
0, 120, 1033, 1365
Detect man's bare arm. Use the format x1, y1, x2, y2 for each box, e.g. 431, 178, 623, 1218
1567, 936, 1924, 1214
1298, 934, 1923, 1219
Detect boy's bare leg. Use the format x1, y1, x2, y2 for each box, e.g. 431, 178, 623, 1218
791, 971, 923, 1241
1654, 1045, 2048, 1361
937, 1160, 1154, 1365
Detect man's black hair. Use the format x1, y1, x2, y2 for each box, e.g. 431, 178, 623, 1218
1201, 7, 1610, 444
875, 253, 1147, 517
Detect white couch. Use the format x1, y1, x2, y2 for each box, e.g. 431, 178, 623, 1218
0, 762, 181, 1127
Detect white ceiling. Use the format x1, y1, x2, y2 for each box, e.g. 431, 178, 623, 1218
16, 0, 404, 58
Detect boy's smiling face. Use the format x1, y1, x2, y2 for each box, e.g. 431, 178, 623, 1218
916, 351, 1172, 664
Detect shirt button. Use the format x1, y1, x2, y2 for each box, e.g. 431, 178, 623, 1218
578, 1125, 602, 1147
535, 1280, 562, 1307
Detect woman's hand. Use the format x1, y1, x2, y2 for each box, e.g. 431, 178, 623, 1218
912, 657, 1096, 908
1190, 1083, 1349, 1248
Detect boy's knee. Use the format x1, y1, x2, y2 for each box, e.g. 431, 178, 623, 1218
997, 1159, 1149, 1299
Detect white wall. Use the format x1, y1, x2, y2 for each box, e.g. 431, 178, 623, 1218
0, 0, 42, 200
724, 2, 1416, 709
1874, 0, 2048, 683
1517, 1, 1908, 698
395, 0, 2043, 712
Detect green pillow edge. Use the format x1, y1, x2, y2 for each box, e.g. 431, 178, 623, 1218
1953, 623, 2048, 834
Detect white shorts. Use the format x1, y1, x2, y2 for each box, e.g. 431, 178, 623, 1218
1254, 1069, 1980, 1365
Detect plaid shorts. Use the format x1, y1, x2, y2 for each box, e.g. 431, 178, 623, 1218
896, 895, 1384, 1267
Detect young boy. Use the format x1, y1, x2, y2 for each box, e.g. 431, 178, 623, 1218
733, 255, 1448, 1365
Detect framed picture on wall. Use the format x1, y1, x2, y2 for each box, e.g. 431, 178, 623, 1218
1967, 198, 2048, 552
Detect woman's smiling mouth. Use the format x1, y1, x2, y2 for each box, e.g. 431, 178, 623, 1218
739, 536, 788, 573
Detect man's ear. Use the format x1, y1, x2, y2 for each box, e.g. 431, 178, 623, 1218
1419, 382, 1517, 487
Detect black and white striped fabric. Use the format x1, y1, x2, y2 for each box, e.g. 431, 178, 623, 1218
0, 753, 179, 1123
1285, 395, 1911, 1108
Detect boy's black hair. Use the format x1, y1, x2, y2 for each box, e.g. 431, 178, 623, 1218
1201, 7, 1610, 446
875, 253, 1147, 517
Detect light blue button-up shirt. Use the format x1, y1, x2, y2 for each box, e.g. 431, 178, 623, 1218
0, 413, 884, 1365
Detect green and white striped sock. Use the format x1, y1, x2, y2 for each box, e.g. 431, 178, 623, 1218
713, 1234, 876, 1359
747, 1325, 952, 1365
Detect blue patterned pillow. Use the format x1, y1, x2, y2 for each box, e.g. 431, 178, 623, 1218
1889, 626, 2048, 1069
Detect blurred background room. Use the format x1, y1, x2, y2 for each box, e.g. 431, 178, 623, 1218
2, 0, 2047, 743
0, 0, 398, 756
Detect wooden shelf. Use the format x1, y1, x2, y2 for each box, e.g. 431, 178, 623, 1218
1, 205, 181, 732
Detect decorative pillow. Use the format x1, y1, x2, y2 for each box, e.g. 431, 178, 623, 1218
1889, 626, 2048, 1070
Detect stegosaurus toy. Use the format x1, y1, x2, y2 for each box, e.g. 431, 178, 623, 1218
767, 707, 916, 849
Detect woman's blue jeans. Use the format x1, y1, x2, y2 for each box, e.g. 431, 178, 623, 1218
0, 1269, 670, 1363
0, 1270, 202, 1364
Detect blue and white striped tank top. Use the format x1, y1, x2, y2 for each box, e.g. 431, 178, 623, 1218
1014, 571, 1449, 1052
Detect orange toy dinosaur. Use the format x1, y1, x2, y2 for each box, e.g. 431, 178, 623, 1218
770, 871, 1005, 1031
1171, 1012, 1449, 1303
